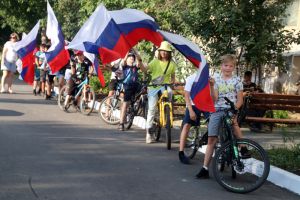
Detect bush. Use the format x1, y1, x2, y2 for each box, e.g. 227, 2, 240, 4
173, 94, 185, 103
265, 110, 289, 119
90, 70, 111, 95
267, 144, 300, 173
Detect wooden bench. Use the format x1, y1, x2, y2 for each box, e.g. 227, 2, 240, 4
244, 93, 300, 130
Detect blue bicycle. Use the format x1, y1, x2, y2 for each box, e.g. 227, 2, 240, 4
58, 75, 95, 115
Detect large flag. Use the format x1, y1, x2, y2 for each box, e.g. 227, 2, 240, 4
109, 8, 163, 48
68, 4, 163, 64
84, 52, 105, 87
45, 1, 70, 73
14, 21, 40, 85
158, 30, 215, 112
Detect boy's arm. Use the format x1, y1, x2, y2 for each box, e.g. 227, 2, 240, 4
171, 73, 175, 84
184, 91, 196, 120
235, 90, 243, 109
209, 78, 218, 103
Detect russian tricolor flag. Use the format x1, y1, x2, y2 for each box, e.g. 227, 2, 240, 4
109, 8, 163, 48
159, 30, 215, 112
84, 52, 106, 87
68, 4, 163, 65
45, 1, 70, 73
14, 21, 40, 85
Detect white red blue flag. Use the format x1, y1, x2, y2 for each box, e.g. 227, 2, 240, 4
68, 4, 162, 65
109, 8, 163, 48
14, 21, 40, 85
84, 52, 106, 87
45, 1, 70, 73
158, 30, 215, 112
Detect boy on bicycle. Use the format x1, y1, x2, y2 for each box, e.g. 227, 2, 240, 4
64, 50, 94, 108
196, 54, 246, 178
179, 72, 209, 164
118, 50, 146, 131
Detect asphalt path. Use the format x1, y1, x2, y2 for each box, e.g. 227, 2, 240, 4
0, 80, 299, 200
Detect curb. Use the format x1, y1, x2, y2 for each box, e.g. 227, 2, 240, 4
96, 99, 300, 195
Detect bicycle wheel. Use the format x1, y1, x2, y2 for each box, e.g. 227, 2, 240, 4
183, 124, 199, 159
212, 139, 270, 194
80, 87, 95, 115
58, 85, 70, 111
124, 103, 135, 130
99, 96, 122, 125
164, 105, 172, 150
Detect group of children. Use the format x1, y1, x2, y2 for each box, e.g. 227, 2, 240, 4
32, 43, 64, 99
31, 39, 250, 180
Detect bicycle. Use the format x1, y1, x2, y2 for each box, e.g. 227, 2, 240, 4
182, 117, 209, 159
148, 83, 184, 150
211, 97, 270, 193
58, 75, 95, 115
98, 78, 124, 125
123, 82, 148, 130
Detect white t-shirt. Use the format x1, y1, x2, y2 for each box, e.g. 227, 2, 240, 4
110, 59, 123, 80
184, 73, 197, 105
4, 41, 18, 63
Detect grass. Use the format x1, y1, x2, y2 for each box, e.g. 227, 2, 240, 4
267, 144, 300, 175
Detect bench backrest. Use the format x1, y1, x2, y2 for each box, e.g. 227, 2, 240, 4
248, 93, 300, 112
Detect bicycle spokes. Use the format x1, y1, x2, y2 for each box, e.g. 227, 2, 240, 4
213, 139, 270, 193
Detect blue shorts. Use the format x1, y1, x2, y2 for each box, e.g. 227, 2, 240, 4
182, 106, 209, 126
1, 59, 16, 73
208, 111, 226, 137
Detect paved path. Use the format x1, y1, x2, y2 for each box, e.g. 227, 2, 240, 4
0, 80, 299, 200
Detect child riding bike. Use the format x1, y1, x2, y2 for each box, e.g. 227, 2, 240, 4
64, 50, 94, 108
196, 54, 249, 179
144, 41, 176, 144
118, 50, 146, 131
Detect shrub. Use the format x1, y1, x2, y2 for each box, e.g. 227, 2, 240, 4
265, 110, 289, 119
173, 94, 185, 103
267, 144, 300, 173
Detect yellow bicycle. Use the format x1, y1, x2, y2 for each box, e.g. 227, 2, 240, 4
149, 83, 183, 150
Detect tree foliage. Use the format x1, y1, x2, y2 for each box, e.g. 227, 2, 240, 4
0, 0, 299, 81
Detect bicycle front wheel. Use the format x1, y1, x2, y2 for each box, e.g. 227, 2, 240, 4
58, 85, 69, 112
182, 124, 199, 159
99, 96, 122, 125
212, 139, 270, 194
80, 87, 95, 115
164, 105, 172, 150
124, 103, 135, 130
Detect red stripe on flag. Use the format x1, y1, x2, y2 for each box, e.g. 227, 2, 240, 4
21, 52, 35, 85
193, 84, 215, 112
97, 67, 106, 88
48, 48, 70, 73
124, 28, 163, 47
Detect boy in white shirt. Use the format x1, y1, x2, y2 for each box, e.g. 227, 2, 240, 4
179, 72, 209, 164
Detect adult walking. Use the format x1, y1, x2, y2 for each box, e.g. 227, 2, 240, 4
1, 33, 19, 93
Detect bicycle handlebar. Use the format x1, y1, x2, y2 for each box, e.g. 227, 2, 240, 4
224, 97, 238, 114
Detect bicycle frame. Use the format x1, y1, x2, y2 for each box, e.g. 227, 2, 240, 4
158, 89, 173, 128
222, 110, 240, 159
74, 76, 89, 99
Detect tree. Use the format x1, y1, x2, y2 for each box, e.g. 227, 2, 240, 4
182, 0, 300, 82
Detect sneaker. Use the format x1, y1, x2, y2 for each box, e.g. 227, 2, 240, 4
240, 146, 251, 159
196, 167, 209, 179
146, 133, 154, 144
45, 95, 52, 100
179, 151, 190, 165
118, 124, 125, 131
